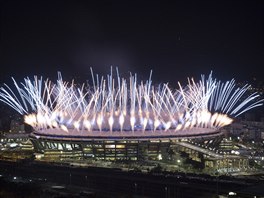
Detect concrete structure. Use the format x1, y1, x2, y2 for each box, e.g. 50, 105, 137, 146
29, 129, 223, 161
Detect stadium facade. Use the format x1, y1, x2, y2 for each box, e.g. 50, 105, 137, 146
30, 129, 222, 161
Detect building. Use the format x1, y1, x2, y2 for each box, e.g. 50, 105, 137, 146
30, 129, 222, 161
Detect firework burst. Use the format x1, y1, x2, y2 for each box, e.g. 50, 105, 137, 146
0, 68, 262, 137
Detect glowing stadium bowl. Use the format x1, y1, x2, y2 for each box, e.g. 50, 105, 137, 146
0, 68, 263, 141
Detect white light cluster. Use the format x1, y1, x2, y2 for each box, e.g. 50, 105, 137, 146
0, 68, 263, 136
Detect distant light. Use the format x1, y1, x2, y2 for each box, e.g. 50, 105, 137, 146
228, 192, 236, 196
158, 154, 162, 160
51, 185, 65, 189
10, 143, 18, 148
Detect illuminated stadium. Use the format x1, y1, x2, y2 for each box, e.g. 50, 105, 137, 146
0, 68, 263, 160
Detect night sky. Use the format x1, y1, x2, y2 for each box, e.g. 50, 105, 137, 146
0, 0, 264, 85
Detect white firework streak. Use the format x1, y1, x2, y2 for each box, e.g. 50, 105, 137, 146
0, 69, 263, 135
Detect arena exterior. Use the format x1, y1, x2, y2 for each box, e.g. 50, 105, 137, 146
0, 68, 263, 161
30, 129, 223, 161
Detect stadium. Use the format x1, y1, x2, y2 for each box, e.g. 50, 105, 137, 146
0, 68, 263, 161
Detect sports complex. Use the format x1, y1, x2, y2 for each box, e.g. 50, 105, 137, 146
1, 69, 263, 161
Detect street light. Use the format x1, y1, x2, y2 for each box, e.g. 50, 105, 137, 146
69, 173, 71, 185
85, 175, 88, 186
134, 183, 137, 194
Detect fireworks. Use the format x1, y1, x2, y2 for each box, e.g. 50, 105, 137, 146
0, 68, 263, 137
